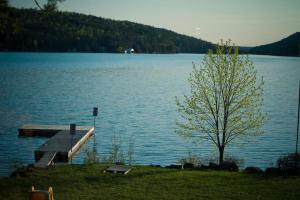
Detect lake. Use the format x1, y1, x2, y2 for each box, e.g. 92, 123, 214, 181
0, 53, 299, 176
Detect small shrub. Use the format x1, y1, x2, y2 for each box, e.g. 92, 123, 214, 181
107, 135, 125, 164
127, 136, 135, 165
88, 135, 125, 165
265, 167, 280, 175
10, 160, 28, 177
10, 160, 25, 171
178, 152, 201, 167
83, 134, 100, 164
83, 148, 100, 164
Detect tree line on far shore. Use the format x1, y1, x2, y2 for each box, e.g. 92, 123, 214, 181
1, 1, 299, 56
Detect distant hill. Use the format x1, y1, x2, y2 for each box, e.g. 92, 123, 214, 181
0, 8, 214, 53
247, 32, 300, 57
0, 7, 299, 56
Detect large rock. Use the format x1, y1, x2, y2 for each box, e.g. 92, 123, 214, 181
244, 166, 263, 174
277, 153, 300, 175
208, 162, 219, 170
183, 163, 194, 169
165, 164, 182, 169
220, 161, 239, 171
200, 164, 209, 170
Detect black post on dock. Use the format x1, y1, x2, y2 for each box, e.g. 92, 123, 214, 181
92, 107, 99, 160
70, 123, 76, 164
93, 107, 98, 128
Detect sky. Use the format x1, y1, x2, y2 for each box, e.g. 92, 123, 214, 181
10, 0, 300, 46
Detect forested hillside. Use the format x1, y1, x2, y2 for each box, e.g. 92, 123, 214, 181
1, 6, 299, 56
0, 7, 215, 53
248, 32, 300, 57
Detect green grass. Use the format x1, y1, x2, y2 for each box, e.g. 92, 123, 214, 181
1, 164, 300, 200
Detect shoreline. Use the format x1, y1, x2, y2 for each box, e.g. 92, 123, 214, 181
1, 164, 299, 200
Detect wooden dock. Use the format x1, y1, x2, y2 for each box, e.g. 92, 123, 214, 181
19, 124, 94, 168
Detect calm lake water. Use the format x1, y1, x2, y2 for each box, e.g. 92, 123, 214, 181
0, 53, 299, 176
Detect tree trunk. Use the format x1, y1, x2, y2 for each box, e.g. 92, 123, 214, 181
219, 146, 224, 167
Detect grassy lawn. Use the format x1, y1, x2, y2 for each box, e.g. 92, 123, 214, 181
0, 164, 300, 200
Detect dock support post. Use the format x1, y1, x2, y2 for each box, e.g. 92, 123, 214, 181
70, 124, 76, 164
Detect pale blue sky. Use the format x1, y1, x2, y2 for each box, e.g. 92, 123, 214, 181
10, 0, 300, 46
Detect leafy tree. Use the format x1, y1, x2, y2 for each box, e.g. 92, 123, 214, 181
34, 0, 65, 12
176, 40, 266, 166
0, 0, 8, 9
44, 0, 65, 12
0, 0, 8, 32
0, 0, 20, 36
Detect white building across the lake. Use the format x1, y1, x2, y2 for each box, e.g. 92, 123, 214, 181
124, 48, 135, 54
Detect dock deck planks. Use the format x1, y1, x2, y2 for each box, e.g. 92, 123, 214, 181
19, 124, 93, 137
19, 124, 93, 131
